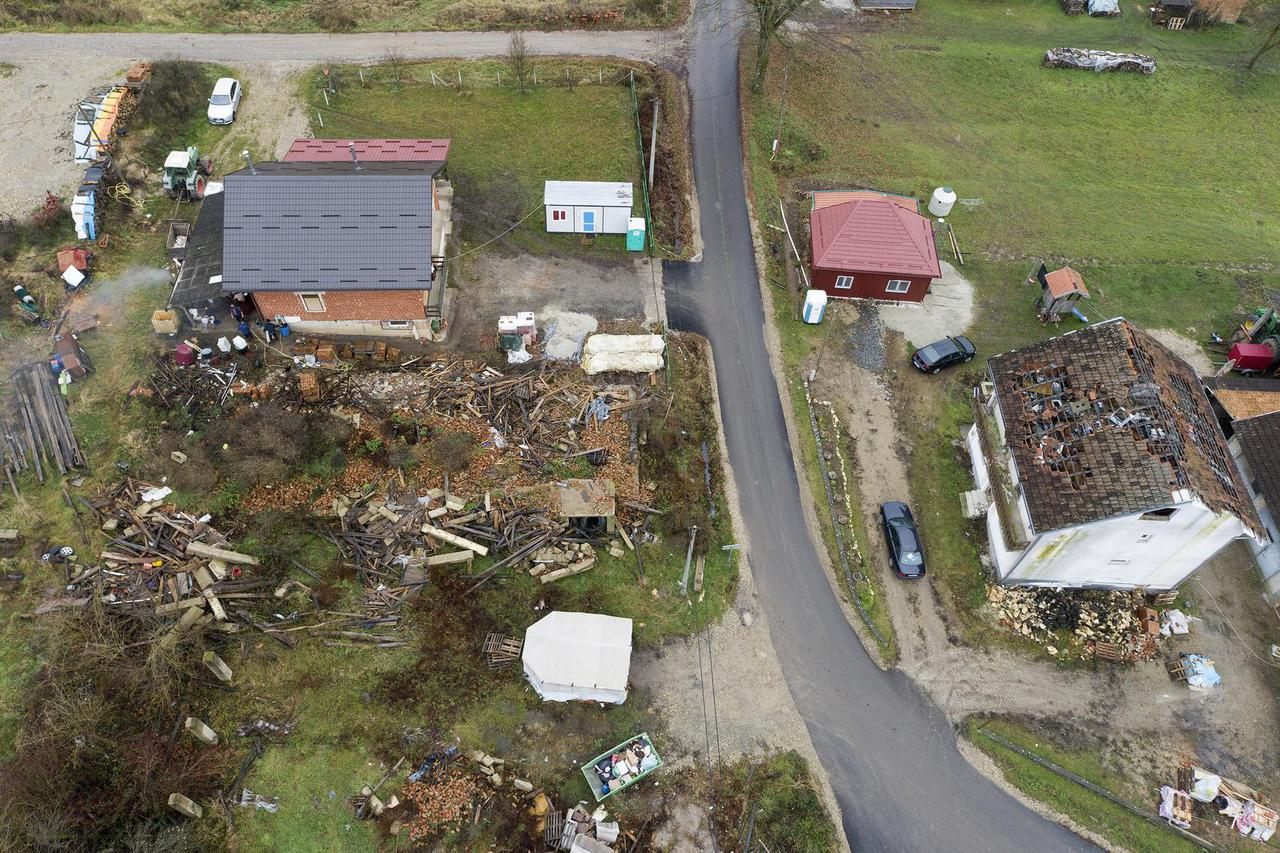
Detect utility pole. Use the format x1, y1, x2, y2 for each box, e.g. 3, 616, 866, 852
771, 55, 789, 161
648, 98, 661, 191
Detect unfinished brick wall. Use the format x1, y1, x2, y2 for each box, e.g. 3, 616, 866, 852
252, 290, 427, 322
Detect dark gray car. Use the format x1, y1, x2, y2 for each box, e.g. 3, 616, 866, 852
880, 501, 926, 579
912, 335, 976, 374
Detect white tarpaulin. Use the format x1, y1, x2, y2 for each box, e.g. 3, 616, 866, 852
581, 334, 666, 375
522, 611, 633, 704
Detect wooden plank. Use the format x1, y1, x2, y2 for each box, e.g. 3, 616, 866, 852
185, 541, 260, 565
425, 550, 474, 566
420, 524, 489, 556
693, 554, 705, 594
539, 557, 595, 584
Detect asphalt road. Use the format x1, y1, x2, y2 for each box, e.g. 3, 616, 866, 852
663, 5, 1097, 851
0, 29, 674, 62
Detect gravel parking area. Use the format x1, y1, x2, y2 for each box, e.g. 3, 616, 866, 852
0, 58, 125, 218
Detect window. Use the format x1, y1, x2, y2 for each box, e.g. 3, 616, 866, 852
298, 292, 325, 313
834, 275, 854, 290
552, 209, 567, 222
1139, 508, 1177, 521
380, 320, 412, 330
582, 210, 596, 233
1108, 558, 1131, 565
1137, 533, 1153, 543
885, 279, 912, 294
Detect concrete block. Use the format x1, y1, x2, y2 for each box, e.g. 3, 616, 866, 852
202, 650, 232, 683
167, 792, 202, 818
184, 717, 219, 745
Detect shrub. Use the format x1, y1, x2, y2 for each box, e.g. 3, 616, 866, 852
309, 0, 357, 31
424, 431, 478, 474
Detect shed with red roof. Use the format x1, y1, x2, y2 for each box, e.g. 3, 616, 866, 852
808, 191, 941, 303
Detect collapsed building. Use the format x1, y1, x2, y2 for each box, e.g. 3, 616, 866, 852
965, 318, 1262, 590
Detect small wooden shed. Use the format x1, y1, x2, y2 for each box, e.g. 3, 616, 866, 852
1031, 263, 1090, 322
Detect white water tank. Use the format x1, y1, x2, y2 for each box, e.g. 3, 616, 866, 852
803, 290, 828, 324
928, 186, 957, 218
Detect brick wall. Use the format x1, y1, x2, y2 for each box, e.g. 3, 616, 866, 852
252, 290, 428, 322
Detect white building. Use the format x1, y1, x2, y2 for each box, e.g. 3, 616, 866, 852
544, 181, 633, 235
522, 611, 633, 704
964, 319, 1261, 591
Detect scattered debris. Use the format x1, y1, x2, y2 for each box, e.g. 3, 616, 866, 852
1042, 47, 1156, 75
581, 733, 661, 801
987, 586, 1162, 660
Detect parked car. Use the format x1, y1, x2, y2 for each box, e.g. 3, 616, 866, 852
879, 501, 926, 579
207, 78, 242, 125
911, 335, 975, 374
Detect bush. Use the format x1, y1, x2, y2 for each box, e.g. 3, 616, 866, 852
0, 605, 233, 850
133, 61, 215, 165
424, 431, 478, 474
309, 0, 357, 30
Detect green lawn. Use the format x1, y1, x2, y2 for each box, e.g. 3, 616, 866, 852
966, 717, 1206, 853
304, 61, 645, 259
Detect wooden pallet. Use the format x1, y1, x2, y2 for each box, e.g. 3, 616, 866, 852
543, 809, 564, 847
1172, 790, 1194, 825
1167, 658, 1189, 682
483, 632, 523, 669
1153, 590, 1179, 606
1094, 641, 1125, 662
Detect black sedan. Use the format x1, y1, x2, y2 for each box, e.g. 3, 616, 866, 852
911, 335, 975, 374
879, 501, 926, 579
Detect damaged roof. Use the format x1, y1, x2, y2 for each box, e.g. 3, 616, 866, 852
986, 319, 1261, 535
1233, 412, 1280, 531
1205, 375, 1280, 422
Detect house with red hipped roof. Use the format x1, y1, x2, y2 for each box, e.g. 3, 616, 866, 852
808, 190, 942, 303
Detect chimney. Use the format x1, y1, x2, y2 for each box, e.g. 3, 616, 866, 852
348, 141, 360, 171
241, 150, 257, 176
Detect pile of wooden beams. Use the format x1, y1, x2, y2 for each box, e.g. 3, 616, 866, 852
52, 480, 293, 649
1, 363, 87, 496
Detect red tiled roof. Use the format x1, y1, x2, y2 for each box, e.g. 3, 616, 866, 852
812, 189, 919, 213
284, 138, 451, 162
810, 199, 941, 278
1045, 266, 1088, 299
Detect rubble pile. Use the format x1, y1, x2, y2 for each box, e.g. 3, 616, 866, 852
987, 585, 1160, 661
42, 479, 295, 647
402, 768, 480, 840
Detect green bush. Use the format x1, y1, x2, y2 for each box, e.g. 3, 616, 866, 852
309, 0, 357, 31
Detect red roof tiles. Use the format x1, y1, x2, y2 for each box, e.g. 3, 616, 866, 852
1044, 267, 1089, 299
284, 138, 451, 163
810, 199, 941, 278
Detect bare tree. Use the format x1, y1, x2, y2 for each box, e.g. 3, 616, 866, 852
383, 49, 407, 88
749, 0, 809, 92
507, 32, 532, 95
1246, 2, 1280, 69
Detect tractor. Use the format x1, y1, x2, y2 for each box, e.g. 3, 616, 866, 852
161, 147, 212, 201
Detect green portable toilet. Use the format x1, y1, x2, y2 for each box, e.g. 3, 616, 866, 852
626, 217, 646, 252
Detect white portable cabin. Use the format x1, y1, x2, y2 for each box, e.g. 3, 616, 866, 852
544, 181, 633, 235
522, 611, 633, 704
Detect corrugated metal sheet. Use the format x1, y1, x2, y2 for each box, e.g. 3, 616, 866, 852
543, 181, 634, 207
220, 165, 435, 293
810, 199, 941, 277
284, 138, 452, 162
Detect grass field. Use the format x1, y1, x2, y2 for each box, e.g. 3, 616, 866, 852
744, 1, 1280, 644
304, 61, 665, 260
966, 717, 1204, 853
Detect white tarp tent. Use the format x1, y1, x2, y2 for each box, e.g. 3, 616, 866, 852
522, 611, 633, 704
